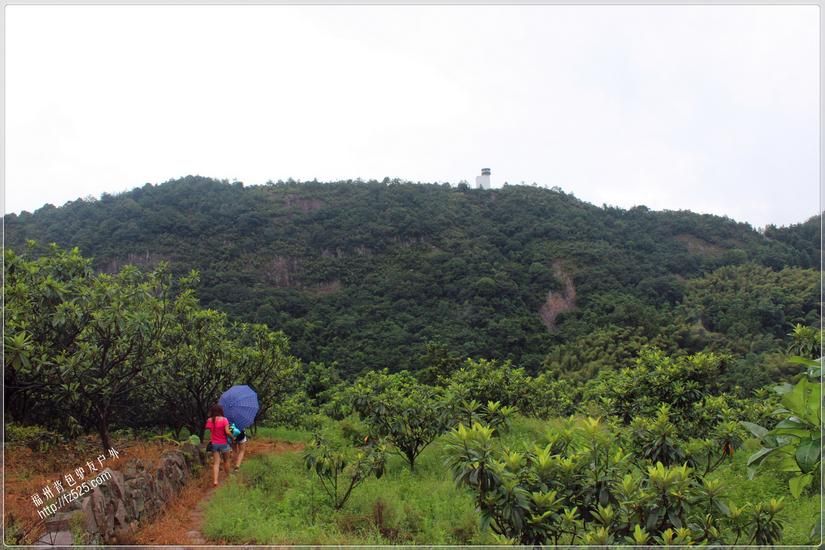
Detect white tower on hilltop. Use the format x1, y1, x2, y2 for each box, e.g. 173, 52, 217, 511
475, 167, 491, 189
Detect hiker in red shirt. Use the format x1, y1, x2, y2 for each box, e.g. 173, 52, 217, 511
205, 403, 233, 486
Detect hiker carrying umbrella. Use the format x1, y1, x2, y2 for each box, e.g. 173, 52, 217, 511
219, 385, 259, 471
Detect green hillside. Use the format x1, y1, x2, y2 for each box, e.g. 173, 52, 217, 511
4, 176, 820, 378
4, 176, 821, 546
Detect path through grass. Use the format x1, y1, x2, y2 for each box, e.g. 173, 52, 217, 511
202, 425, 487, 545
132, 436, 304, 545
202, 419, 820, 545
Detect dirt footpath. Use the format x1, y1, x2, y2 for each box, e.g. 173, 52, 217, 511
132, 439, 304, 546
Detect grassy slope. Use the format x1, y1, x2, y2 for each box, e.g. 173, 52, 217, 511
203, 432, 484, 544
705, 439, 820, 545
204, 419, 819, 545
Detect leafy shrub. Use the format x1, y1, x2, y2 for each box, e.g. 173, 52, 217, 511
266, 390, 313, 428
338, 415, 370, 446
304, 435, 386, 510
349, 370, 453, 471
744, 356, 822, 498
443, 416, 785, 545
629, 405, 686, 466
583, 348, 741, 438
750, 498, 785, 545
454, 400, 516, 435
787, 324, 822, 359
521, 373, 576, 418
445, 358, 533, 410
4, 423, 61, 451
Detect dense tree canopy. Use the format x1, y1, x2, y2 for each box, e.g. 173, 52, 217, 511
4, 243, 303, 450
4, 177, 820, 379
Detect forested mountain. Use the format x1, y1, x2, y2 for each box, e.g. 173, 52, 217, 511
4, 176, 820, 379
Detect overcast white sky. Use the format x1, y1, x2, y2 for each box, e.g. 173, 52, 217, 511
5, 5, 819, 228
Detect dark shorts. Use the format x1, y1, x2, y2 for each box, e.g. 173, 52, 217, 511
211, 443, 232, 453
235, 434, 249, 444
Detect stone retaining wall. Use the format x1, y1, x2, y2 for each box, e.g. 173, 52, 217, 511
42, 442, 205, 545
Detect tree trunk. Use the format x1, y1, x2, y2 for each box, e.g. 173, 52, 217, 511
98, 414, 112, 453
197, 411, 208, 440
405, 449, 416, 472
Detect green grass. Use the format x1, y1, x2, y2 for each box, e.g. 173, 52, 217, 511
707, 439, 820, 545
252, 425, 314, 444
205, 418, 820, 545
202, 436, 489, 544
499, 415, 552, 447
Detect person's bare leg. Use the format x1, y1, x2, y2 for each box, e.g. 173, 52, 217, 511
212, 451, 220, 486
235, 441, 246, 469
223, 451, 231, 477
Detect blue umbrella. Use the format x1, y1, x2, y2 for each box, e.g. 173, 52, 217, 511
219, 385, 259, 430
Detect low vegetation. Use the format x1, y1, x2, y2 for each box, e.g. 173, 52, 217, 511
202, 408, 820, 545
